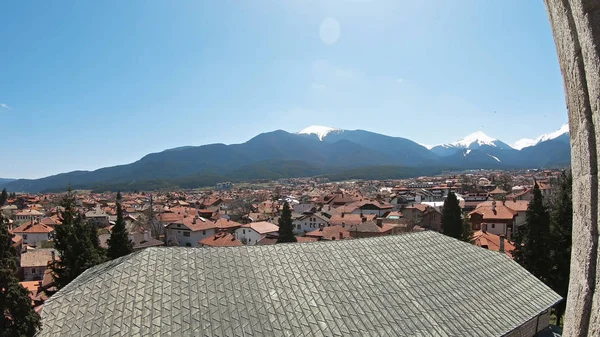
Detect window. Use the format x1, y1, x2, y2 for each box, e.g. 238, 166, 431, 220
491, 224, 495, 229
23, 234, 28, 240
202, 230, 206, 235
297, 224, 301, 229
31, 268, 36, 274
183, 232, 190, 237
243, 229, 246, 234
185, 243, 191, 247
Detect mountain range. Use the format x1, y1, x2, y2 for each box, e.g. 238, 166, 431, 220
1, 125, 571, 193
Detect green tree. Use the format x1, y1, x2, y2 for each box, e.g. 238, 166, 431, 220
513, 182, 551, 283
0, 215, 41, 336
107, 193, 133, 260
51, 189, 106, 289
547, 171, 572, 326
276, 201, 296, 243
442, 192, 463, 239
461, 215, 474, 243
0, 188, 7, 206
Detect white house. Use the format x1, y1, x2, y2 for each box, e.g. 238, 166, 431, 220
292, 213, 330, 235
235, 222, 279, 245
12, 220, 54, 247
14, 209, 44, 223
20, 249, 56, 281
165, 216, 216, 247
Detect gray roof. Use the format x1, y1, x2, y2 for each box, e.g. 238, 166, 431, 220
39, 231, 561, 337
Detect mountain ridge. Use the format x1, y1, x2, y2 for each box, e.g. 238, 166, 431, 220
1, 125, 571, 192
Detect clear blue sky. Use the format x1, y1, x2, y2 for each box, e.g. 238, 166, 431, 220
1, 0, 567, 179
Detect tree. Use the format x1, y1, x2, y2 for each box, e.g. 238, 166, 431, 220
107, 193, 133, 260
547, 171, 572, 326
442, 192, 463, 239
461, 215, 474, 243
0, 188, 7, 206
51, 189, 106, 289
513, 182, 551, 283
276, 201, 296, 243
0, 215, 41, 336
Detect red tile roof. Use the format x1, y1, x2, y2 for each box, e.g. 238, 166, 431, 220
472, 230, 515, 258
306, 225, 351, 240
199, 232, 243, 247
240, 222, 279, 235
12, 220, 54, 234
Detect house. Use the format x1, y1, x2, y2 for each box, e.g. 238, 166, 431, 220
292, 213, 330, 235
85, 206, 110, 227
235, 221, 279, 245
507, 187, 533, 201
473, 230, 515, 258
99, 232, 164, 251
11, 220, 54, 247
468, 201, 517, 237
20, 249, 56, 281
476, 200, 529, 229
39, 231, 561, 337
198, 232, 243, 247
489, 186, 508, 200
165, 216, 217, 247
347, 218, 399, 238
329, 213, 376, 227
402, 204, 442, 232
305, 225, 351, 241
14, 209, 44, 222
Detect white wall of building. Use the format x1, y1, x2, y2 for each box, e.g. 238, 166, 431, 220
293, 216, 329, 235
234, 228, 264, 245
16, 232, 52, 246
165, 224, 215, 247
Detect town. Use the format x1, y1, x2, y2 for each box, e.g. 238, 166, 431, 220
0, 167, 570, 335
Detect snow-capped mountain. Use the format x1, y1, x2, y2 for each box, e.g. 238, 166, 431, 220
297, 125, 342, 141
512, 124, 570, 150
430, 131, 511, 156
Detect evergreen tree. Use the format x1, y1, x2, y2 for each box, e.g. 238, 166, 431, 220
0, 188, 7, 206
51, 189, 106, 289
442, 192, 463, 239
548, 171, 572, 326
461, 215, 474, 243
513, 182, 551, 283
276, 201, 296, 243
0, 215, 41, 336
107, 193, 133, 260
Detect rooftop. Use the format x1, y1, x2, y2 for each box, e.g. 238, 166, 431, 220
40, 232, 560, 336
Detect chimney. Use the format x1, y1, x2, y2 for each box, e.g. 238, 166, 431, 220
192, 217, 196, 224
362, 216, 367, 223
144, 231, 150, 242
376, 218, 383, 227
499, 234, 505, 253
341, 213, 344, 218
482, 223, 487, 233
339, 232, 343, 240
491, 200, 496, 212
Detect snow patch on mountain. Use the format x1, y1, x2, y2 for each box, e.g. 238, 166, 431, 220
512, 123, 569, 150
487, 153, 501, 162
297, 125, 340, 141
453, 131, 498, 148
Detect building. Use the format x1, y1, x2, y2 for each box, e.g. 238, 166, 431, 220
198, 232, 243, 247
165, 216, 216, 247
39, 232, 561, 336
20, 249, 56, 281
11, 220, 54, 247
14, 209, 44, 222
234, 221, 279, 245
292, 213, 330, 235
468, 201, 518, 238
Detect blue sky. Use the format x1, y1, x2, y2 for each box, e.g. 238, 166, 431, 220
1, 0, 567, 179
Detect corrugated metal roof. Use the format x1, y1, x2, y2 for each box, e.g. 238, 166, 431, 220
40, 231, 561, 336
